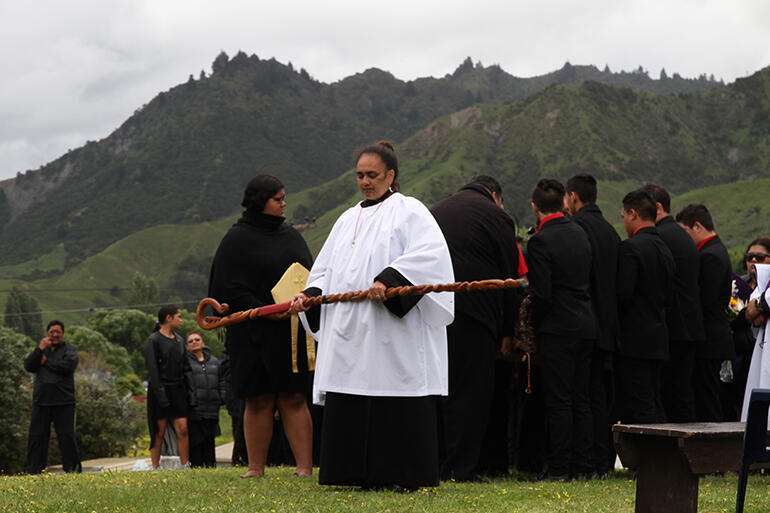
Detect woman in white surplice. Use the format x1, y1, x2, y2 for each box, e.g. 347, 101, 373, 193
290, 141, 454, 490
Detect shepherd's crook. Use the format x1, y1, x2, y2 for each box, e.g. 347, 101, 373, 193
196, 278, 528, 330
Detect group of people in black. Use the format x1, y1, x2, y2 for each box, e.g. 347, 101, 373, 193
478, 175, 739, 482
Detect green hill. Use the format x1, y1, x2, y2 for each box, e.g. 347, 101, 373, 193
289, 68, 770, 237
0, 54, 722, 268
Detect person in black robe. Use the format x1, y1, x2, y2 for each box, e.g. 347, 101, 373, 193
640, 184, 704, 422
565, 174, 620, 477
675, 203, 735, 421
616, 190, 674, 424
430, 175, 523, 482
208, 174, 314, 478
526, 178, 596, 481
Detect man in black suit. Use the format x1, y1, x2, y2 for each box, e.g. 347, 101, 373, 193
526, 178, 595, 481
616, 190, 675, 424
640, 184, 704, 422
676, 203, 734, 421
431, 175, 523, 482
565, 174, 620, 477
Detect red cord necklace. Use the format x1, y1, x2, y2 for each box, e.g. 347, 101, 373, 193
352, 191, 393, 247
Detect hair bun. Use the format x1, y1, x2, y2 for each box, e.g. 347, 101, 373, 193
377, 140, 395, 152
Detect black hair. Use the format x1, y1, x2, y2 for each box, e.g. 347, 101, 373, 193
241, 174, 284, 212
468, 175, 502, 197
154, 304, 181, 332
46, 320, 64, 332
639, 182, 671, 213
532, 178, 565, 214
354, 141, 399, 189
675, 203, 715, 231
186, 330, 204, 343
566, 174, 597, 204
743, 237, 770, 271
622, 189, 657, 221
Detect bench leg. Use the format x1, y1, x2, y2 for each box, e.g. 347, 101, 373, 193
634, 437, 698, 513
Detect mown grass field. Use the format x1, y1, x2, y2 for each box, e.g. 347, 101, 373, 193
1, 467, 767, 513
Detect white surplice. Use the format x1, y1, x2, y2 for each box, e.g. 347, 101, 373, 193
741, 263, 770, 421
299, 192, 455, 406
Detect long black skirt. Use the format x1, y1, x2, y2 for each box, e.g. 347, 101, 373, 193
319, 392, 440, 488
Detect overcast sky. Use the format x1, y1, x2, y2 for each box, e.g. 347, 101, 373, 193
1, 0, 768, 182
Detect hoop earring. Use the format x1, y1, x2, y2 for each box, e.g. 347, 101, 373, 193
388, 184, 394, 193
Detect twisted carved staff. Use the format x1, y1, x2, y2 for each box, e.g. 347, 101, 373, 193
196, 278, 528, 330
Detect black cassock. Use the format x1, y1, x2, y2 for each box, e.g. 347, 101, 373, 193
430, 184, 522, 481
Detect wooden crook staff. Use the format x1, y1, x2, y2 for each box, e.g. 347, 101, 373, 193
196, 278, 528, 330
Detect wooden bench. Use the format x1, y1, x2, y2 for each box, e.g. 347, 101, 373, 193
613, 422, 770, 513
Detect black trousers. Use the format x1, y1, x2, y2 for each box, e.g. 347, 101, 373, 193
439, 314, 496, 481
693, 358, 724, 421
229, 400, 248, 466
190, 437, 216, 467
27, 404, 81, 474
615, 355, 665, 424
589, 348, 614, 475
662, 340, 696, 422
477, 359, 513, 477
538, 334, 593, 477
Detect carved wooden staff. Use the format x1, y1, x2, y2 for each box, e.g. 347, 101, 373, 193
196, 278, 528, 330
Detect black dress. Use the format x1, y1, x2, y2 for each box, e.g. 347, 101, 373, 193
145, 331, 192, 448
208, 210, 314, 398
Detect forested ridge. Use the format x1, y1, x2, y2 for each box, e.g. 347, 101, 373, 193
0, 52, 724, 268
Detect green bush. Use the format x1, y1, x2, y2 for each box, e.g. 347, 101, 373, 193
74, 369, 145, 460
66, 326, 133, 377
0, 327, 34, 474
87, 309, 155, 376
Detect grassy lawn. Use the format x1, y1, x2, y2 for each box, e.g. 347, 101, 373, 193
1, 467, 766, 513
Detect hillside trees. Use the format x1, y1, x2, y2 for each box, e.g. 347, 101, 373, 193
128, 271, 159, 312
4, 286, 43, 341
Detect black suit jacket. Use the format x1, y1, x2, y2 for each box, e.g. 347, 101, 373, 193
617, 226, 675, 360
431, 184, 522, 338
571, 204, 621, 352
526, 215, 596, 339
697, 235, 735, 360
655, 216, 705, 343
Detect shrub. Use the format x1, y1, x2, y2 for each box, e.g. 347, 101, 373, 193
0, 327, 34, 474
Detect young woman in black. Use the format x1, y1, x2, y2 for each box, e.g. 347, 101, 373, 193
145, 304, 192, 469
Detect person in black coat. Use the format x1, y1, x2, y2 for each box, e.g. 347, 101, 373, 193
24, 320, 81, 474
185, 330, 226, 468
676, 203, 735, 421
526, 178, 596, 481
616, 190, 675, 424
430, 175, 523, 481
640, 184, 704, 422
566, 174, 620, 477
208, 174, 314, 478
